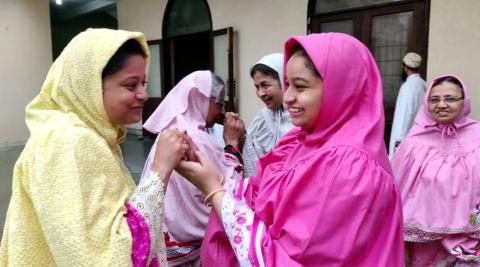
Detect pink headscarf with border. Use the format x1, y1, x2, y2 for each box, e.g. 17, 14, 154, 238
393, 74, 480, 242
142, 71, 234, 250
201, 33, 404, 266
406, 74, 477, 140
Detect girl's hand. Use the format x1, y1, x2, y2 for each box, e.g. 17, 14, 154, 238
182, 132, 200, 162
151, 129, 189, 179
175, 151, 222, 195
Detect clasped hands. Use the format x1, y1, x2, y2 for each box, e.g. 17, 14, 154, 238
151, 112, 245, 194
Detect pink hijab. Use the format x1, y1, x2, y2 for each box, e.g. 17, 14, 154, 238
201, 33, 404, 266
142, 71, 233, 250
393, 75, 480, 241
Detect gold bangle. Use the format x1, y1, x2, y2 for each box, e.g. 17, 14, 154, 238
204, 188, 226, 205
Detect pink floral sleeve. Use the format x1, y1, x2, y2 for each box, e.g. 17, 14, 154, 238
221, 192, 255, 266
221, 147, 267, 267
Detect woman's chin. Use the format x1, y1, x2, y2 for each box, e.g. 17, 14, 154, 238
123, 116, 142, 126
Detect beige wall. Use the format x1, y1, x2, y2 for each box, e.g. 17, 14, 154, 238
2, 1, 478, 144
117, 0, 167, 40
117, 0, 168, 132
208, 0, 308, 123
427, 0, 480, 120
117, 0, 308, 125
0, 1, 52, 146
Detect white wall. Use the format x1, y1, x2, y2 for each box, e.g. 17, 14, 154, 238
117, 0, 308, 125
0, 1, 52, 147
427, 0, 480, 120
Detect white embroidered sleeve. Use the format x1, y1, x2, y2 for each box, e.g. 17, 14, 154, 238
222, 192, 256, 267
128, 170, 167, 266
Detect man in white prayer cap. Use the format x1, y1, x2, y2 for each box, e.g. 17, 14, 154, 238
389, 52, 426, 158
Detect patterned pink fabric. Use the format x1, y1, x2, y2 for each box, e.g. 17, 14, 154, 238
126, 203, 159, 267
392, 75, 480, 265
409, 238, 480, 266
201, 33, 404, 266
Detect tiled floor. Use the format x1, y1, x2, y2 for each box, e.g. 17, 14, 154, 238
0, 135, 154, 240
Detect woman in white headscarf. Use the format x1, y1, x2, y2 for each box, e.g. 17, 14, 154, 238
243, 53, 293, 177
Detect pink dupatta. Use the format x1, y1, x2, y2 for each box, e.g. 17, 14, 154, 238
201, 33, 404, 266
142, 70, 234, 264
392, 75, 480, 265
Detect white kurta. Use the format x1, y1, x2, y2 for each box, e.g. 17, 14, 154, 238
207, 123, 225, 147
389, 74, 426, 158
243, 106, 292, 178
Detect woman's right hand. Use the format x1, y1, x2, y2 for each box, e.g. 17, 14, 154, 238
176, 151, 223, 195
176, 151, 225, 218
151, 129, 189, 180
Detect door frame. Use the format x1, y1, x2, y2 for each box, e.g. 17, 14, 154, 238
211, 27, 236, 112
310, 1, 429, 71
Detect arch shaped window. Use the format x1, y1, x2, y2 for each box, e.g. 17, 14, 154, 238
163, 0, 212, 38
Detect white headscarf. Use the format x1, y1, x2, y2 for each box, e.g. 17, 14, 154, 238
243, 53, 293, 178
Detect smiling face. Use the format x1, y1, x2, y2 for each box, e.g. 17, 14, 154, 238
283, 53, 323, 130
428, 81, 464, 124
253, 71, 284, 110
103, 54, 148, 126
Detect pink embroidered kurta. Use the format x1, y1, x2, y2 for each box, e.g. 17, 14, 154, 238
200, 33, 404, 267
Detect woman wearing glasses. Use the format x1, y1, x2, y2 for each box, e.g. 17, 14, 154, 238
141, 71, 240, 266
392, 75, 480, 266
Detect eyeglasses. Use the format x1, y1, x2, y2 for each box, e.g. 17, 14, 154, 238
428, 96, 464, 104
216, 101, 225, 109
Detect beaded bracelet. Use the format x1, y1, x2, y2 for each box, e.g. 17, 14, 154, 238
204, 188, 226, 205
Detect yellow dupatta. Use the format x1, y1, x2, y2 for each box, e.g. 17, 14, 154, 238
0, 28, 149, 266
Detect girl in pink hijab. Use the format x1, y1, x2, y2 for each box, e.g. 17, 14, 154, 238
392, 75, 480, 266
175, 33, 404, 266
141, 70, 235, 266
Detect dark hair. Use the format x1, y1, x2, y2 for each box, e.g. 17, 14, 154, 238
402, 63, 420, 72
250, 63, 280, 82
291, 45, 321, 78
102, 39, 146, 79
432, 76, 464, 97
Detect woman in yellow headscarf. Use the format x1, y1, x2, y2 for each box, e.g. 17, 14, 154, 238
0, 28, 186, 266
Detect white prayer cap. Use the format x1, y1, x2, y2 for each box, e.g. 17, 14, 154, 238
402, 52, 422, 69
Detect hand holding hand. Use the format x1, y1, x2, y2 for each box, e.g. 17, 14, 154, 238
175, 151, 222, 195
151, 129, 189, 179
182, 131, 200, 162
